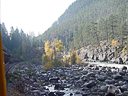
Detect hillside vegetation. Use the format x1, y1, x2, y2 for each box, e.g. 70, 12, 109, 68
39, 0, 128, 52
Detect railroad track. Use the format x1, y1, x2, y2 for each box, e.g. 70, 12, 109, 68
7, 63, 19, 74
6, 62, 22, 88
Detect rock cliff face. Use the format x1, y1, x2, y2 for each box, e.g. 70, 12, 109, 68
80, 41, 128, 64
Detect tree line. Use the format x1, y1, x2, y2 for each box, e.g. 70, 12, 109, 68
1, 23, 43, 61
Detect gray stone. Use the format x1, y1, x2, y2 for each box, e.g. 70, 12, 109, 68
105, 79, 115, 84
113, 74, 123, 80
119, 71, 125, 76
49, 92, 56, 96
121, 84, 128, 92
56, 91, 65, 96
86, 72, 95, 77
98, 75, 106, 81
85, 81, 96, 88
100, 86, 108, 92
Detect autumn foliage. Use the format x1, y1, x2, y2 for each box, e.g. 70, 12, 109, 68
122, 48, 126, 55
42, 40, 64, 70
43, 61, 54, 71
70, 51, 76, 64
63, 56, 69, 67
42, 40, 82, 70
76, 55, 81, 64
111, 39, 118, 47
69, 50, 82, 64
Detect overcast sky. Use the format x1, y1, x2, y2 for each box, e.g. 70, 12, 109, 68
1, 0, 76, 36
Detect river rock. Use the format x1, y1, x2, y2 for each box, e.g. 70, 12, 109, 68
56, 91, 65, 96
107, 85, 117, 94
31, 90, 41, 96
113, 74, 123, 80
54, 83, 64, 90
49, 77, 59, 83
82, 93, 88, 96
100, 86, 108, 92
98, 75, 106, 81
86, 72, 95, 77
49, 92, 56, 96
85, 80, 96, 88
123, 91, 128, 95
119, 71, 125, 76
105, 79, 115, 84
40, 92, 48, 95
121, 84, 128, 92
121, 66, 127, 72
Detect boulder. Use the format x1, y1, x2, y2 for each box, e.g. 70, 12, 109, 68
123, 91, 128, 95
86, 72, 95, 77
117, 57, 124, 64
98, 75, 106, 81
100, 86, 108, 92
124, 77, 128, 82
85, 81, 96, 88
121, 66, 127, 72
49, 77, 59, 82
49, 92, 56, 96
54, 83, 64, 90
31, 90, 41, 96
82, 92, 90, 96
113, 74, 123, 80
99, 53, 108, 62
119, 71, 125, 76
40, 92, 48, 95
121, 84, 128, 92
107, 85, 117, 94
56, 91, 65, 96
105, 79, 115, 84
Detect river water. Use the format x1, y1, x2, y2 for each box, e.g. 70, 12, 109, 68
88, 61, 128, 68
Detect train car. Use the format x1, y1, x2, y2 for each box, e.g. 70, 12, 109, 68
3, 49, 10, 73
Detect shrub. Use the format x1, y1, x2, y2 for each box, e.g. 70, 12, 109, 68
76, 55, 81, 64
70, 51, 76, 64
122, 48, 126, 55
42, 54, 49, 65
32, 58, 39, 64
20, 55, 24, 60
63, 62, 69, 67
9, 77, 14, 83
53, 59, 62, 67
43, 61, 54, 71
63, 56, 69, 67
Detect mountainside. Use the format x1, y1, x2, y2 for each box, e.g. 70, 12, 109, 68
39, 0, 128, 52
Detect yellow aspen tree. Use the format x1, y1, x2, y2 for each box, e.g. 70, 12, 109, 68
111, 39, 118, 57
63, 56, 69, 67
45, 40, 50, 54
47, 48, 54, 60
43, 61, 53, 71
122, 48, 126, 55
111, 39, 118, 47
70, 50, 76, 64
76, 55, 81, 64
55, 40, 64, 52
52, 39, 64, 58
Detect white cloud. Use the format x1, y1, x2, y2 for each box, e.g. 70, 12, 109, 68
1, 0, 76, 36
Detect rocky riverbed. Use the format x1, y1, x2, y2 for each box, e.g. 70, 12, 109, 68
7, 62, 128, 96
